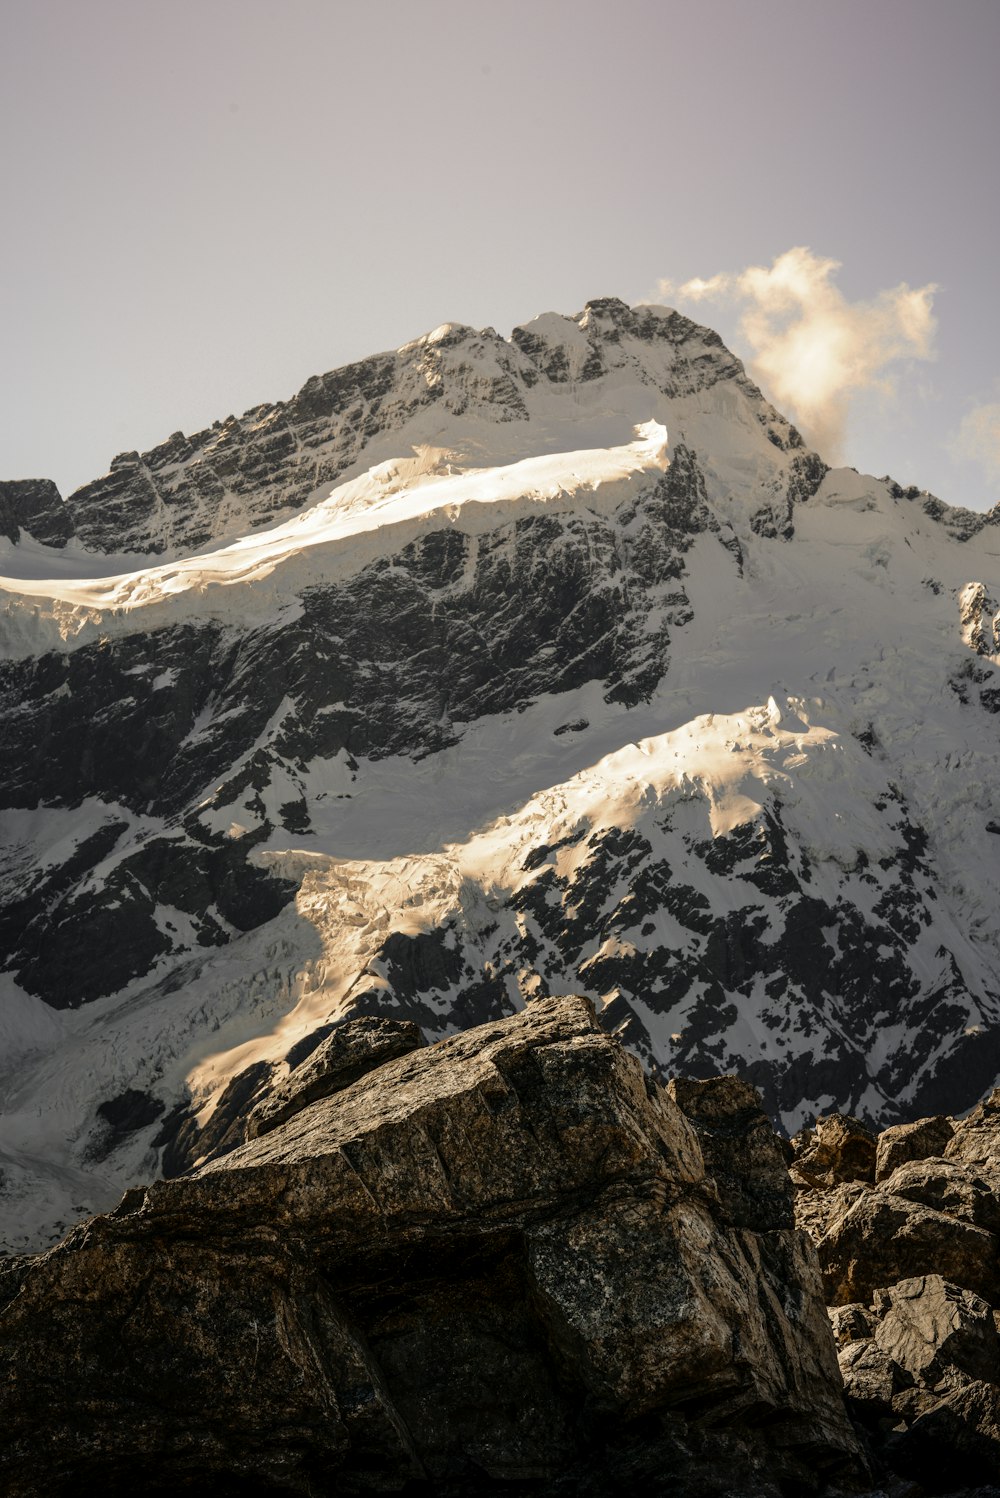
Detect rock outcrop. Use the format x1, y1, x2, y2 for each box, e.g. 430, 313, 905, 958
245, 1014, 425, 1139
11, 303, 808, 558
0, 477, 74, 546
793, 1097, 1000, 1491
0, 997, 862, 1497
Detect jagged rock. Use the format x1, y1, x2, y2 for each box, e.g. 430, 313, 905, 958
246, 1015, 425, 1138
881, 1157, 1000, 1233
92, 1087, 166, 1160
158, 1060, 275, 1176
0, 478, 73, 547
793, 1179, 869, 1243
872, 1275, 1000, 1388
0, 996, 862, 1497
828, 1303, 873, 1346
49, 302, 784, 559
888, 1379, 1000, 1492
876, 1116, 955, 1183
788, 1101, 1000, 1489
945, 1087, 1000, 1187
838, 1338, 908, 1416
816, 1190, 1000, 1307
959, 582, 1000, 659
792, 1113, 877, 1186
667, 1074, 794, 1229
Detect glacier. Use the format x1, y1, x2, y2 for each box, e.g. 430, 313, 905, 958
1, 296, 999, 1251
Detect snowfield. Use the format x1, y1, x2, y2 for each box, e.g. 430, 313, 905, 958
1, 297, 999, 1251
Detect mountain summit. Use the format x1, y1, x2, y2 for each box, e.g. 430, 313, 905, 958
2, 297, 999, 1251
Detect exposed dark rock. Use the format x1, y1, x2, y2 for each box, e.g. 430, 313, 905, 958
247, 1015, 425, 1138
792, 1113, 878, 1186
667, 1074, 794, 1230
0, 478, 74, 546
877, 1116, 956, 1183
838, 1336, 908, 1416
92, 1089, 166, 1160
157, 1060, 275, 1178
889, 1379, 1000, 1491
0, 996, 862, 1497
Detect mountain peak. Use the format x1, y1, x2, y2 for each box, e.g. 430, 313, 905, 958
3, 297, 1000, 1253
0, 299, 800, 560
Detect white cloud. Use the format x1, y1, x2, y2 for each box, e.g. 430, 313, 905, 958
951, 395, 1000, 494
656, 247, 937, 459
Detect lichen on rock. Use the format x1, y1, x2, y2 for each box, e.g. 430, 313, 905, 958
0, 995, 861, 1497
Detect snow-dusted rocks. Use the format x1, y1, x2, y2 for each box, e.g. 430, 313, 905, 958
0, 479, 73, 549
9, 300, 814, 559
2, 296, 1000, 1250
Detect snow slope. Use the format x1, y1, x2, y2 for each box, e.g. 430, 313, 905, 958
2, 297, 1000, 1251
0, 421, 668, 655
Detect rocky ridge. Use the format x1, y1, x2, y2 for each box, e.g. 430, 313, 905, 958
4, 302, 813, 557
6, 996, 1000, 1495
3, 297, 1000, 1252
0, 997, 864, 1497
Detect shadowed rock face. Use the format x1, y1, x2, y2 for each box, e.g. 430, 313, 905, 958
0, 447, 710, 1013
0, 997, 861, 1497
0, 479, 73, 547
795, 1097, 1000, 1492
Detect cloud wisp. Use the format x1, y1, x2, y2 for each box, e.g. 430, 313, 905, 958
657, 248, 937, 460
950, 393, 1000, 499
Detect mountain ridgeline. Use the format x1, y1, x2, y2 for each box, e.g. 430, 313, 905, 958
1, 296, 1000, 1251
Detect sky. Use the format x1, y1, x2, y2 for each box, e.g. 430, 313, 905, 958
2, 0, 999, 511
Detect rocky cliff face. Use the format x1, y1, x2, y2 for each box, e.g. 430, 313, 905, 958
8, 302, 810, 557
2, 297, 1000, 1252
6, 998, 1000, 1494
0, 997, 863, 1498
0, 479, 74, 548
792, 1093, 1000, 1490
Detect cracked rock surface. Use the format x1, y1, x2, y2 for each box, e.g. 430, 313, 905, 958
0, 996, 861, 1497
795, 1098, 1000, 1492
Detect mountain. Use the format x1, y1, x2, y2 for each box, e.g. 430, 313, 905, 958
2, 296, 1000, 1253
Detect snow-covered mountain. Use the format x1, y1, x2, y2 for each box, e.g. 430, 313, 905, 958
2, 296, 1000, 1252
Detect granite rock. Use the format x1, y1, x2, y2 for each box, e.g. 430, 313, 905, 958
872, 1274, 1000, 1388
0, 996, 862, 1497
876, 1117, 956, 1184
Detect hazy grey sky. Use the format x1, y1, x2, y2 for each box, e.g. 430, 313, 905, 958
2, 0, 999, 510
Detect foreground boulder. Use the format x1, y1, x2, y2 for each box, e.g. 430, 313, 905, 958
0, 996, 861, 1497
875, 1116, 955, 1183
829, 1275, 1000, 1490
